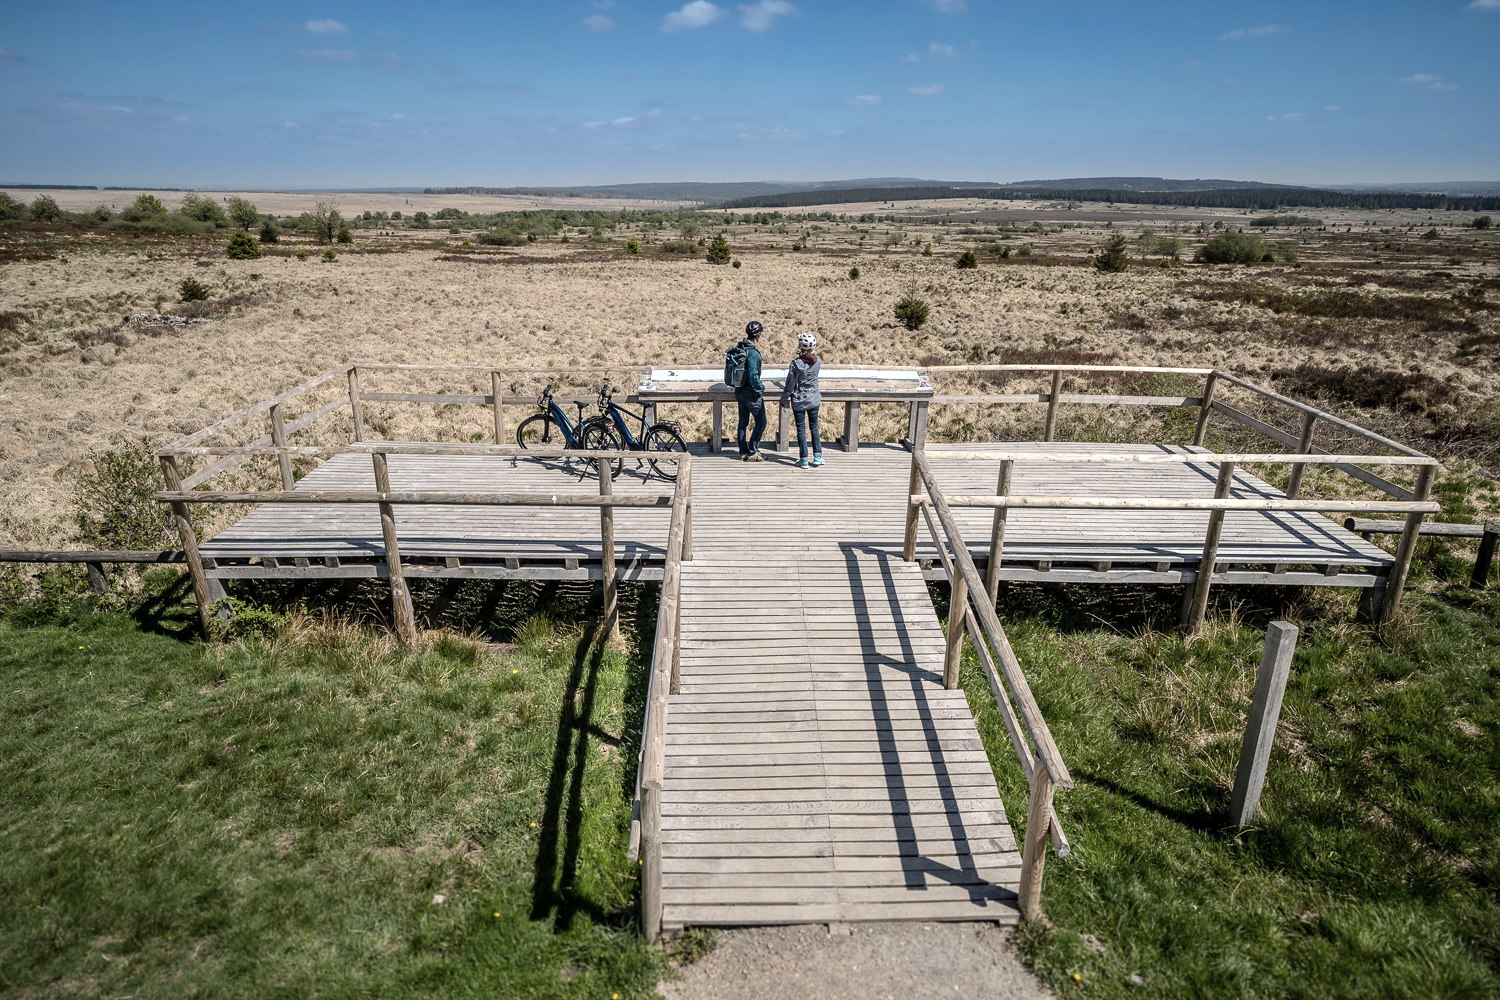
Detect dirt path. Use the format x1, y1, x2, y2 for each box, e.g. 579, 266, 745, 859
658, 922, 1053, 1000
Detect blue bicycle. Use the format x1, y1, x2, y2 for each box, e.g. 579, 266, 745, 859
515, 382, 622, 476
580, 383, 688, 482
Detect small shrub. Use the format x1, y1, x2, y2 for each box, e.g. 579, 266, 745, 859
28, 195, 63, 222
1018, 245, 1033, 257
732, 259, 741, 268
179, 277, 211, 302
624, 238, 641, 255
1195, 230, 1268, 265
659, 239, 699, 255
295, 249, 309, 261
894, 295, 930, 331
923, 243, 933, 257
321, 248, 337, 263
180, 193, 228, 226
1473, 216, 1493, 230
72, 439, 174, 550
706, 232, 732, 265
849, 265, 860, 280
259, 218, 279, 243
411, 211, 431, 229
1421, 228, 1440, 240
955, 250, 977, 270
477, 227, 526, 247
1093, 233, 1130, 272
0, 192, 24, 221
226, 232, 261, 260
226, 196, 260, 230
336, 222, 353, 244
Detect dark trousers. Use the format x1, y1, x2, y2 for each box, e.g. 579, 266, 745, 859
736, 394, 766, 455
794, 406, 822, 459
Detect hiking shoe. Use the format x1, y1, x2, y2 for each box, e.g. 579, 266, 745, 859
746, 452, 764, 462
811, 456, 825, 467
795, 459, 810, 469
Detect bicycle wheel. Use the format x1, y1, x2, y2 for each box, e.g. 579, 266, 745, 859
578, 419, 624, 479
515, 413, 564, 449
642, 424, 688, 482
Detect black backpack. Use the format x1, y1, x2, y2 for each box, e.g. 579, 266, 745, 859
723, 343, 748, 388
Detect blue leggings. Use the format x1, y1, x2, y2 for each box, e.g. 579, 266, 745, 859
794, 406, 822, 459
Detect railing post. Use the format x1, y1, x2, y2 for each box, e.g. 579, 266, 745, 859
984, 460, 1013, 604
1474, 520, 1499, 590
1285, 411, 1318, 500
842, 401, 861, 453
347, 366, 367, 442
1192, 371, 1219, 447
598, 457, 618, 640
270, 402, 294, 490
1378, 464, 1435, 624
681, 458, 694, 562
1017, 765, 1055, 923
1232, 621, 1298, 829
641, 779, 663, 943
159, 454, 215, 634
903, 451, 922, 561
1043, 370, 1063, 442
710, 401, 723, 453
491, 370, 506, 445
1183, 461, 1236, 630
372, 451, 417, 643
907, 399, 930, 449
943, 571, 967, 690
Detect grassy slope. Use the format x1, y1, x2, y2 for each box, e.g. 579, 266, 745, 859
962, 566, 1500, 998
0, 594, 658, 999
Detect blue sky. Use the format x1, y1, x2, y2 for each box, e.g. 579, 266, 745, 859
1, 1, 1496, 188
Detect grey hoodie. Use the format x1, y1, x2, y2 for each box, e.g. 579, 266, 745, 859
780, 352, 821, 412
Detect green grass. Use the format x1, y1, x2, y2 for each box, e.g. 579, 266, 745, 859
0, 585, 660, 998
957, 574, 1500, 998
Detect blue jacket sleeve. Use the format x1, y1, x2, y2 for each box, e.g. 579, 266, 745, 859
748, 346, 764, 393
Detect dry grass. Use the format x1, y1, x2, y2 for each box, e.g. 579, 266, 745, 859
1, 195, 1497, 547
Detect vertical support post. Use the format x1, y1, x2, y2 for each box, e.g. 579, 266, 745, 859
1285, 411, 1318, 500
159, 455, 214, 634
85, 562, 108, 595
1192, 371, 1219, 447
1231, 621, 1298, 829
842, 401, 861, 453
1473, 520, 1499, 590
598, 456, 618, 640
943, 571, 968, 689
491, 370, 506, 445
1043, 371, 1064, 442
641, 779, 663, 943
903, 452, 922, 561
776, 402, 790, 453
907, 399, 930, 450
1378, 464, 1435, 624
710, 401, 723, 453
372, 451, 417, 643
347, 366, 366, 442
1184, 461, 1236, 630
1017, 766, 1055, 923
270, 402, 294, 490
984, 460, 1014, 605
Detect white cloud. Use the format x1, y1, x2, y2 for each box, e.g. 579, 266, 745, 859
1266, 112, 1305, 122
849, 94, 882, 105
900, 52, 919, 63
284, 121, 299, 130
304, 18, 350, 35
922, 0, 967, 11
612, 116, 636, 126
647, 107, 664, 118
1400, 72, 1460, 90
1325, 104, 1343, 112
662, 1, 725, 31
739, 0, 795, 32
1467, 0, 1500, 9
583, 116, 638, 129
583, 13, 615, 31
928, 41, 958, 59
1219, 24, 1286, 41
909, 83, 944, 96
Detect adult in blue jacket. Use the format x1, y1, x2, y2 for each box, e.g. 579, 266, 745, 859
735, 321, 767, 461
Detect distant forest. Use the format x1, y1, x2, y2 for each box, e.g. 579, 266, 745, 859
722, 185, 1500, 213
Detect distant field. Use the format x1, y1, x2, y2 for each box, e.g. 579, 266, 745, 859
0, 188, 694, 217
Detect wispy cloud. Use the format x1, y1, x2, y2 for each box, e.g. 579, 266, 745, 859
1219, 24, 1286, 41
298, 49, 405, 69
1266, 112, 1305, 122
583, 116, 637, 128
304, 18, 349, 35
909, 83, 944, 96
583, 13, 615, 31
1400, 72, 1460, 90
928, 41, 958, 59
0, 48, 22, 62
922, 0, 967, 11
849, 94, 882, 105
739, 0, 795, 32
57, 101, 136, 117
662, 1, 725, 31
1467, 0, 1500, 10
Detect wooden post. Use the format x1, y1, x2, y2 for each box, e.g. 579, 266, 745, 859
1192, 371, 1219, 447
491, 371, 506, 445
1017, 766, 1055, 923
1184, 461, 1236, 630
270, 402, 294, 490
710, 401, 723, 453
776, 403, 790, 453
1043, 371, 1064, 442
1378, 465, 1435, 624
907, 399, 930, 449
598, 457, 618, 640
681, 460, 694, 563
159, 455, 215, 634
1232, 621, 1298, 829
372, 452, 417, 643
984, 460, 1014, 605
1474, 520, 1499, 590
347, 366, 367, 442
943, 570, 968, 689
903, 452, 922, 561
842, 401, 861, 453
85, 562, 108, 595
641, 779, 663, 943
1285, 412, 1318, 500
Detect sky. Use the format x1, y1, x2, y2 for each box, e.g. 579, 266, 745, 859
0, 1, 1496, 189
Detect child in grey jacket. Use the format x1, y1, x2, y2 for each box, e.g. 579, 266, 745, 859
780, 332, 824, 468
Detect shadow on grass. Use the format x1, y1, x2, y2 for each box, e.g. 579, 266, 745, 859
1076, 769, 1230, 836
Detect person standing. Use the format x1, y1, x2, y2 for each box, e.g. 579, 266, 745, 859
733, 320, 767, 461
780, 331, 824, 468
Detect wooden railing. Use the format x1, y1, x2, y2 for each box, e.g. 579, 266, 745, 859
902, 447, 1074, 923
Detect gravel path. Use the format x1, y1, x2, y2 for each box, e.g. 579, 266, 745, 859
658, 922, 1053, 1000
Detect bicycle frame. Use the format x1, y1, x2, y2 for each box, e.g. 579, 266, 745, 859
535, 386, 591, 447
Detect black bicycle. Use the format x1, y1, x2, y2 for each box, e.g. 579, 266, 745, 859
515, 382, 623, 475
579, 383, 689, 481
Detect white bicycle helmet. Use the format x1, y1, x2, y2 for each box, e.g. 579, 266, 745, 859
797, 331, 817, 352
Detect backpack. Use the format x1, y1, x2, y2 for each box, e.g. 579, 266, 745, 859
723, 343, 748, 388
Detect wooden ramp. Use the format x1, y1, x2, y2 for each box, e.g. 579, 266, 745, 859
661, 548, 1021, 929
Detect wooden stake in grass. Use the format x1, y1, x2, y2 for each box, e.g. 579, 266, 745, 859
1232, 621, 1298, 829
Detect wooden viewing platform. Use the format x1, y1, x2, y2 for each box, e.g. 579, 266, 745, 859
150, 362, 1442, 935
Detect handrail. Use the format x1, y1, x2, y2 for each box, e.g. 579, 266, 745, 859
926, 450, 1437, 467
922, 363, 1214, 375
1211, 370, 1430, 458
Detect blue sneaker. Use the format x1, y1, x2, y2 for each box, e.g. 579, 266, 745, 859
810, 456, 825, 467
794, 459, 809, 469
